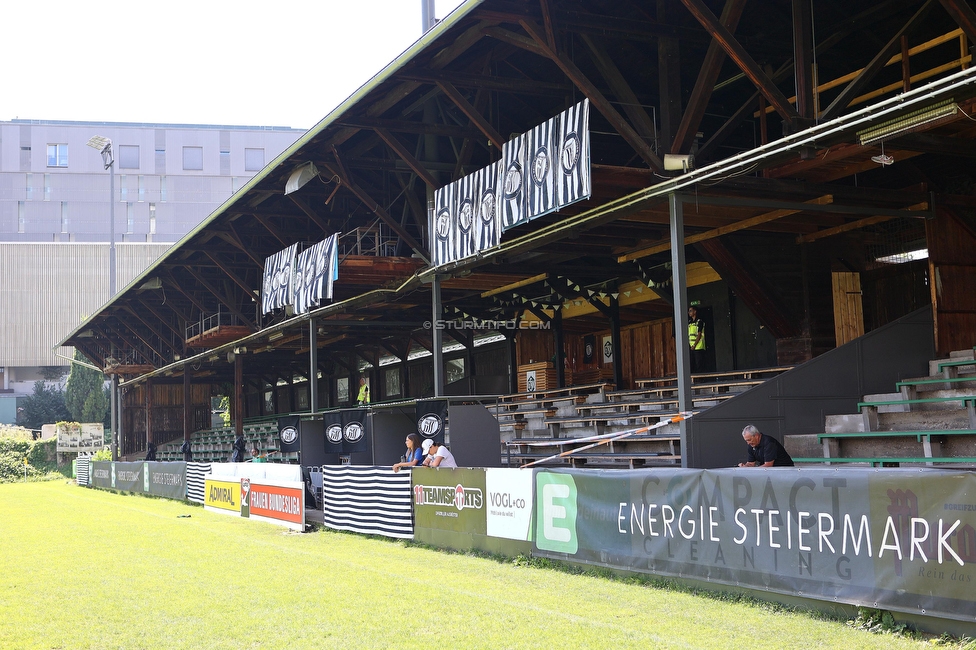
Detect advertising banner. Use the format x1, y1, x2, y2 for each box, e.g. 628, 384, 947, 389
113, 461, 144, 492
204, 476, 242, 515
486, 468, 534, 541
246, 479, 305, 532
412, 467, 487, 536
531, 468, 976, 622
145, 462, 186, 500
90, 461, 112, 489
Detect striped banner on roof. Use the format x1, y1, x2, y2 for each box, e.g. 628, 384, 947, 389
322, 466, 413, 539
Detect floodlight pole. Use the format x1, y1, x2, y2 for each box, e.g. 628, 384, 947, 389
109, 149, 116, 296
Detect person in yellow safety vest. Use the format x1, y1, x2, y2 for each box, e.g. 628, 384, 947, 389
357, 377, 370, 406
688, 306, 706, 374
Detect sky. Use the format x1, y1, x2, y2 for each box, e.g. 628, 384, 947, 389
2, 0, 467, 130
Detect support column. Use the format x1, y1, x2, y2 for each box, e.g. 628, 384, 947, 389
554, 308, 565, 388
110, 374, 119, 461
670, 193, 692, 467
507, 330, 519, 394
309, 318, 319, 413
234, 354, 244, 438
792, 0, 814, 121
183, 364, 191, 444
145, 378, 153, 451
432, 274, 444, 396
657, 0, 683, 151
609, 296, 624, 390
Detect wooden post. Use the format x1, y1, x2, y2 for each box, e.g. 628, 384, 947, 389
145, 378, 153, 449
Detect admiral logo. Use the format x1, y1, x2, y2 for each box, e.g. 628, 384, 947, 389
343, 421, 364, 443
413, 483, 484, 511
280, 425, 298, 445
209, 485, 236, 506
418, 414, 442, 438
326, 424, 343, 444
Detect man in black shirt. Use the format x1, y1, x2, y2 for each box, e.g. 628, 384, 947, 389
738, 424, 794, 467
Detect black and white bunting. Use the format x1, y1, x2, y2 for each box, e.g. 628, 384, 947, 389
261, 243, 298, 314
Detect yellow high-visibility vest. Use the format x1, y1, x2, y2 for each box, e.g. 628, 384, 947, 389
688, 320, 705, 350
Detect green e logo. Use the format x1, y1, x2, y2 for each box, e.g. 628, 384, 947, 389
535, 472, 578, 553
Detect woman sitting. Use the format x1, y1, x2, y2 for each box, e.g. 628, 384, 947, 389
392, 434, 425, 473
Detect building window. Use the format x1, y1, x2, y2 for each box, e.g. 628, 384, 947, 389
120, 175, 127, 202
385, 367, 401, 398
119, 145, 140, 169
155, 148, 165, 171
244, 148, 265, 172
47, 144, 68, 167
138, 175, 145, 202
336, 377, 349, 403
18, 202, 25, 233
149, 203, 156, 235
219, 149, 230, 175
60, 202, 68, 233
182, 146, 203, 170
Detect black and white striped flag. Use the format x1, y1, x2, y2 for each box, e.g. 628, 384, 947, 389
432, 181, 456, 266
475, 160, 501, 252
526, 114, 557, 220
261, 243, 298, 314
556, 99, 591, 208
500, 133, 528, 231
293, 233, 338, 315
455, 173, 477, 261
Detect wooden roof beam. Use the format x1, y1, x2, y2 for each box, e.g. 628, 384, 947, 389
286, 195, 333, 235
518, 19, 663, 170
939, 0, 976, 42
204, 251, 259, 299
184, 267, 255, 330
374, 127, 439, 188
679, 0, 798, 122
393, 69, 568, 96
671, 0, 748, 154
796, 202, 928, 244
436, 81, 505, 149
820, 0, 936, 121
250, 213, 291, 248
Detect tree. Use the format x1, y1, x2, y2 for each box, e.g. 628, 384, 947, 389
65, 351, 109, 424
18, 381, 71, 430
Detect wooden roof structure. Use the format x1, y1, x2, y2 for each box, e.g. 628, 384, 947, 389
61, 0, 976, 392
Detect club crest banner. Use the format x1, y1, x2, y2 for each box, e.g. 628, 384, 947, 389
293, 233, 338, 314
261, 243, 298, 314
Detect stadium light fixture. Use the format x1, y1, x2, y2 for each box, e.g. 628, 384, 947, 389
857, 100, 958, 145
284, 162, 319, 195
86, 135, 117, 296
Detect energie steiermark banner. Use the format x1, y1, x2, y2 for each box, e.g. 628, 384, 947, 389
531, 468, 976, 622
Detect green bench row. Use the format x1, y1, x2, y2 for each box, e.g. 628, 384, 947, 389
795, 457, 976, 467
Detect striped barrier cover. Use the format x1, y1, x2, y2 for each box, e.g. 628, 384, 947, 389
76, 456, 90, 487
186, 462, 212, 503
322, 466, 413, 539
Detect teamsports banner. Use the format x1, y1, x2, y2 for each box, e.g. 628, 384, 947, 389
322, 466, 414, 539
145, 462, 186, 500
114, 461, 144, 492
412, 467, 487, 536
531, 468, 976, 622
415, 399, 447, 444
293, 233, 338, 315
261, 243, 298, 314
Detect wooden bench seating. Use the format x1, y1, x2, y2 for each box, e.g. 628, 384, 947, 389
634, 366, 792, 388
610, 380, 762, 400
497, 382, 613, 404
858, 396, 976, 410
507, 451, 681, 468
